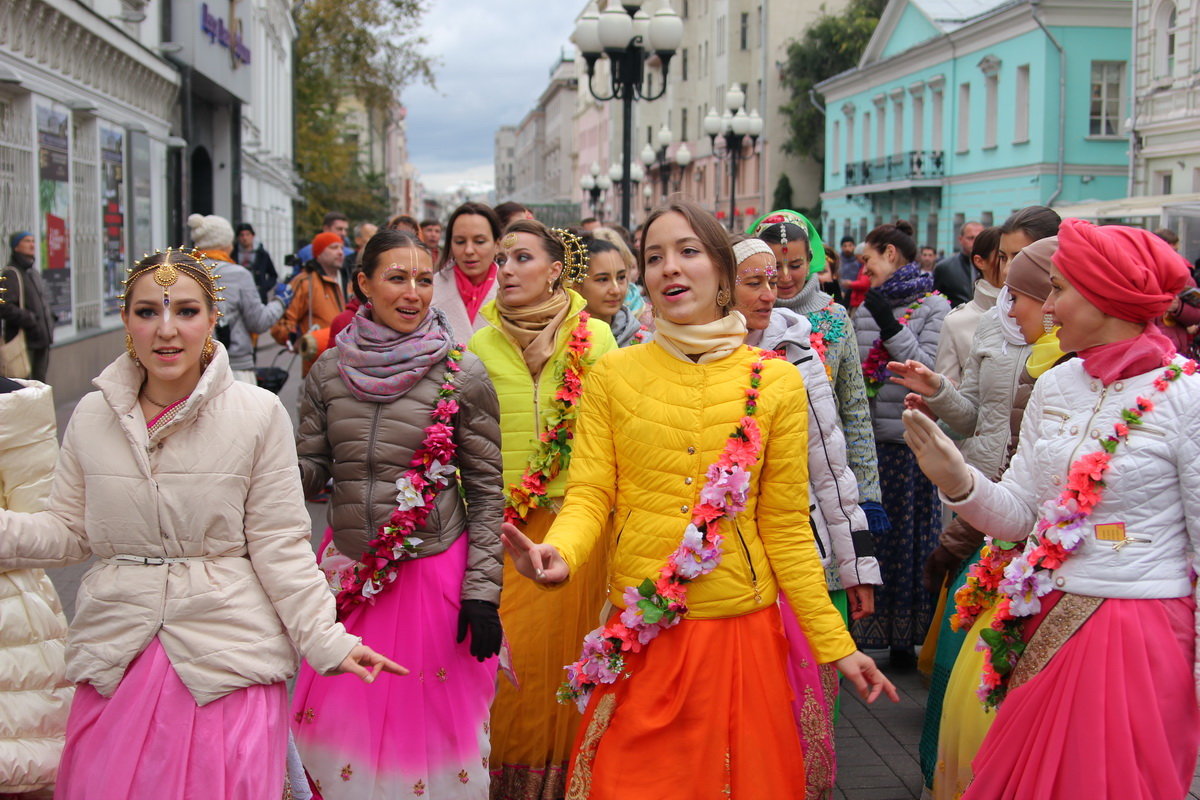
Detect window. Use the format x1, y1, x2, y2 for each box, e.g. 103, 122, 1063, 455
681, 108, 688, 141
893, 98, 904, 155
981, 211, 994, 226
931, 86, 944, 151
912, 94, 925, 152
682, 49, 688, 81
875, 103, 885, 158
683, 0, 689, 18
833, 120, 841, 174
863, 111, 872, 160
957, 83, 971, 152
983, 73, 998, 149
740, 12, 749, 50
1158, 171, 1173, 194
846, 113, 856, 162
1155, 2, 1178, 77
1014, 65, 1030, 143
716, 17, 725, 55
1089, 61, 1124, 136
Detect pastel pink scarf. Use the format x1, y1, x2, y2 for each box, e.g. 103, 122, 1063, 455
1078, 328, 1177, 385
335, 305, 452, 403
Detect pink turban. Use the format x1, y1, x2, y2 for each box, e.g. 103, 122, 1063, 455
1052, 218, 1191, 323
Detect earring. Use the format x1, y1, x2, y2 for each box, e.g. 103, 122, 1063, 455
201, 335, 215, 368
125, 333, 140, 366
715, 288, 731, 307
1042, 313, 1055, 334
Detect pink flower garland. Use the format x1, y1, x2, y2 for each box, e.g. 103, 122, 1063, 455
333, 346, 466, 615
861, 292, 939, 397
557, 348, 775, 712
972, 359, 1197, 708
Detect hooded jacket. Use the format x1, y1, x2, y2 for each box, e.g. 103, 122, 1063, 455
0, 345, 359, 706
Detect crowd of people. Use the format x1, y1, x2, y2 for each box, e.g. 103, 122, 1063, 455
0, 194, 1198, 800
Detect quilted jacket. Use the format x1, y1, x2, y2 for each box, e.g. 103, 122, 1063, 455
545, 342, 858, 663
468, 290, 617, 499
0, 345, 359, 706
432, 266, 497, 346
0, 380, 71, 792
297, 329, 505, 605
934, 281, 1000, 386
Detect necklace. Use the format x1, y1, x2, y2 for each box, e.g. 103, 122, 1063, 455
141, 388, 184, 408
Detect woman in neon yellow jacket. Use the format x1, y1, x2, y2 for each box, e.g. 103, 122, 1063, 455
468, 220, 616, 800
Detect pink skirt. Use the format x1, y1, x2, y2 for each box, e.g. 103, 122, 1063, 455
780, 596, 839, 799
55, 638, 289, 800
964, 594, 1199, 800
292, 533, 496, 799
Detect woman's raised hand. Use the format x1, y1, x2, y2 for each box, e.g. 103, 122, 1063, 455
501, 522, 570, 584
886, 360, 943, 396
337, 644, 409, 683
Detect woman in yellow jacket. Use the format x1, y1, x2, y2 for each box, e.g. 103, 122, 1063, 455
468, 220, 617, 800
504, 200, 896, 799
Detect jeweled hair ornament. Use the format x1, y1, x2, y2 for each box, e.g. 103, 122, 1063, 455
552, 228, 590, 286
119, 247, 226, 314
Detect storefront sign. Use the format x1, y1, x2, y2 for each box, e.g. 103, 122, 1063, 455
101, 125, 125, 315
36, 101, 71, 326
201, 2, 251, 68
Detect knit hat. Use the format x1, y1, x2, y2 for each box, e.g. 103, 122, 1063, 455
187, 213, 235, 253
312, 232, 343, 258
235, 223, 255, 236
1052, 218, 1190, 324
1005, 236, 1057, 303
8, 232, 32, 251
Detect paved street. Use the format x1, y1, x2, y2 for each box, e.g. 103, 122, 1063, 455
38, 342, 1200, 799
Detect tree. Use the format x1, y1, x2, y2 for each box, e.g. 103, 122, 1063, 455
292, 0, 436, 242
772, 173, 794, 211
778, 0, 887, 165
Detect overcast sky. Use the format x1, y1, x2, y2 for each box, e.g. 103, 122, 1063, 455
403, 1, 582, 194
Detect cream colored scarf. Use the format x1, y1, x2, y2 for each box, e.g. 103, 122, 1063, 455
495, 290, 572, 379
654, 312, 748, 364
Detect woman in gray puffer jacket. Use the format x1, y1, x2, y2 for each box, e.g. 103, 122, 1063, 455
852, 220, 950, 666
291, 229, 504, 799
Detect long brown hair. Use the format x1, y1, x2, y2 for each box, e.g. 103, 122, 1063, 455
640, 197, 736, 312
440, 202, 501, 270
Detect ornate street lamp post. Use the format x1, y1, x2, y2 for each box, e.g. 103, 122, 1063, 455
574, 2, 683, 230
705, 84, 763, 231
640, 124, 692, 202
580, 161, 608, 216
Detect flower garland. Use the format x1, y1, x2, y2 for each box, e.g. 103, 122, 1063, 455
968, 359, 1196, 708
504, 313, 594, 524
861, 292, 939, 397
332, 347, 465, 614
557, 349, 774, 713
631, 325, 651, 344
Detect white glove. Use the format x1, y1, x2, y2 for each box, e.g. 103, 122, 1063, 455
902, 409, 974, 500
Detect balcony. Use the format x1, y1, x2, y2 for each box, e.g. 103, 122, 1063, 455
843, 150, 945, 187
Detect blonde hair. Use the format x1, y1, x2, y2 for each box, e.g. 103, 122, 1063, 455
590, 227, 635, 271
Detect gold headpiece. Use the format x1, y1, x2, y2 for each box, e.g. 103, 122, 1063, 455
119, 247, 227, 316
552, 228, 589, 286
501, 232, 518, 249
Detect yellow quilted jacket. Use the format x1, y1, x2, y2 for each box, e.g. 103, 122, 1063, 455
545, 342, 857, 663
469, 290, 618, 499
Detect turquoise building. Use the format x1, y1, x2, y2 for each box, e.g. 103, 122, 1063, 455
816, 0, 1132, 252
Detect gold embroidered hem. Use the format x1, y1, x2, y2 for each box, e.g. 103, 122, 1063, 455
1009, 593, 1104, 690
565, 693, 617, 799
488, 762, 568, 800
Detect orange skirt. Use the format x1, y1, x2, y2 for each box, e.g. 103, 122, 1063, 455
563, 605, 806, 800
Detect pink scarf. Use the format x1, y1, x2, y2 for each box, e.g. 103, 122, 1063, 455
1078, 328, 1177, 385
454, 262, 498, 322
335, 305, 452, 403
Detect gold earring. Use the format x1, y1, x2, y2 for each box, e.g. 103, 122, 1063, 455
1042, 313, 1055, 334
715, 288, 731, 307
125, 333, 140, 366
201, 335, 215, 368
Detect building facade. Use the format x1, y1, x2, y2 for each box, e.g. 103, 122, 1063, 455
507, 51, 579, 207
817, 0, 1132, 253
494, 125, 517, 199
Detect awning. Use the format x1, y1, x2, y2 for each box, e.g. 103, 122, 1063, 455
1054, 193, 1200, 221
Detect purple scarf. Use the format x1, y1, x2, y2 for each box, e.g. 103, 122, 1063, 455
336, 305, 452, 403
878, 262, 933, 306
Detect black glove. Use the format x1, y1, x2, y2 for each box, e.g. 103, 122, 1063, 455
863, 289, 902, 339
457, 599, 501, 661
923, 544, 964, 595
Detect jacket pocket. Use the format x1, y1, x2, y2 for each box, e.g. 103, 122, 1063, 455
733, 521, 759, 586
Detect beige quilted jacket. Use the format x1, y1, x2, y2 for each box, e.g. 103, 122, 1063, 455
0, 380, 71, 792
0, 345, 359, 706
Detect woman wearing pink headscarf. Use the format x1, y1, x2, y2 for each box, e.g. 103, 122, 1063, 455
902, 219, 1200, 800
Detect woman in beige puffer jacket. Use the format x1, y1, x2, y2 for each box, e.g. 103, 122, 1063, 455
0, 378, 71, 794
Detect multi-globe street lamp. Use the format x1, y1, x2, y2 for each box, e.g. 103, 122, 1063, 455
705, 83, 764, 231
573, 1, 684, 230
580, 161, 613, 216
640, 124, 691, 202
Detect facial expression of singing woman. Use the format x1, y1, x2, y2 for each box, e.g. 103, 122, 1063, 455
498, 232, 563, 308
357, 246, 435, 335
733, 253, 778, 332
643, 212, 724, 326
860, 242, 904, 288
122, 273, 216, 390
765, 241, 810, 300
450, 214, 498, 283
577, 250, 627, 324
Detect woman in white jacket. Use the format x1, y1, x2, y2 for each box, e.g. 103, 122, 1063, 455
0, 249, 402, 800
733, 237, 881, 799
904, 219, 1200, 800
0, 377, 72, 794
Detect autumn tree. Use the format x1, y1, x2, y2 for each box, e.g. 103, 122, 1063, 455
292, 0, 436, 244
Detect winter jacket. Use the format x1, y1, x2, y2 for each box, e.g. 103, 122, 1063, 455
432, 267, 497, 346
945, 356, 1200, 602
1, 256, 55, 348
934, 281, 1000, 385
545, 343, 858, 663
0, 380, 71, 792
297, 332, 505, 605
468, 290, 617, 498
235, 244, 277, 303
272, 267, 347, 345
926, 310, 1030, 482
854, 292, 951, 444
932, 252, 977, 307
750, 309, 880, 590
0, 345, 359, 706
209, 257, 285, 371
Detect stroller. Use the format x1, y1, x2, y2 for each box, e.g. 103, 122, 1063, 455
255, 347, 297, 395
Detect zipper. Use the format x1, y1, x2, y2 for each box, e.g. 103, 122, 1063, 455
1112, 536, 1152, 552
733, 521, 763, 604
1064, 385, 1108, 467
364, 404, 383, 539
606, 510, 634, 595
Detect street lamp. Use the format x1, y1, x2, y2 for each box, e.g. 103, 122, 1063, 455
641, 126, 692, 201
707, 84, 764, 230
573, 1, 683, 230
580, 172, 604, 216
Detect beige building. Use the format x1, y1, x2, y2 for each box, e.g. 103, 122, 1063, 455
507, 51, 579, 206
